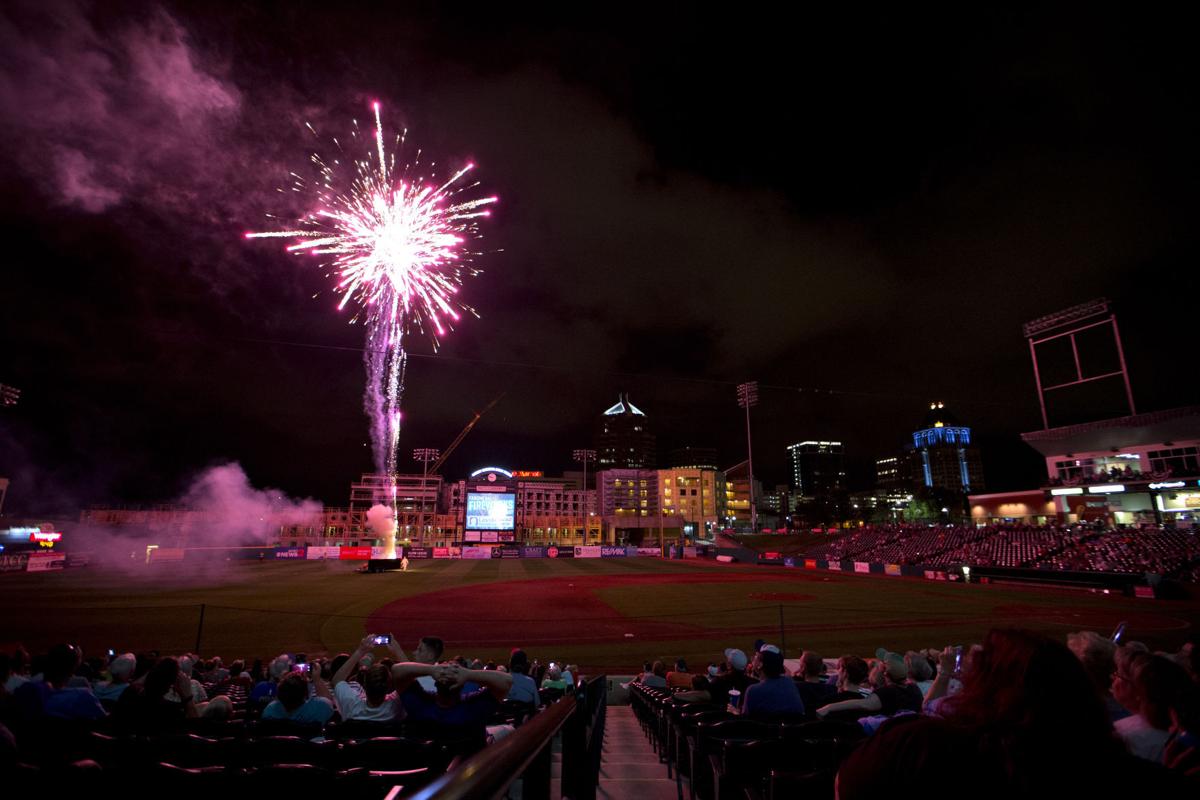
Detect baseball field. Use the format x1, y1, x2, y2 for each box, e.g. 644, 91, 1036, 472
1, 557, 1196, 673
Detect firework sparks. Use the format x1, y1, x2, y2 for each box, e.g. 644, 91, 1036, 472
246, 102, 496, 479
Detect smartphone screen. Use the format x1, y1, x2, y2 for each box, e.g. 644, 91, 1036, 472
953, 646, 963, 673
296, 663, 310, 673
373, 634, 391, 645
1111, 622, 1127, 644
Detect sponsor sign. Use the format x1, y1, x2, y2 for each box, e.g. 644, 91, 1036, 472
827, 561, 842, 571
635, 547, 661, 557
150, 548, 186, 563
26, 551, 67, 572
338, 546, 373, 560
715, 554, 734, 563
1134, 585, 1155, 599
273, 547, 306, 559
403, 546, 431, 559
370, 546, 387, 559
884, 564, 902, 576
600, 545, 627, 558
784, 557, 795, 567
464, 531, 481, 542
854, 562, 871, 574
480, 531, 500, 543
804, 559, 818, 569
924, 570, 937, 580
306, 546, 340, 560
495, 545, 523, 559
575, 545, 602, 558
545, 546, 574, 559
29, 531, 62, 542
521, 546, 546, 558
462, 546, 493, 560
0, 553, 30, 572
433, 547, 452, 559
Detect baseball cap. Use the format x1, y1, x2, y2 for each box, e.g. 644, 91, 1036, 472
875, 648, 907, 682
758, 644, 784, 671
724, 648, 748, 671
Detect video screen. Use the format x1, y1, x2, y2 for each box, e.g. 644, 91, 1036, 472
465, 492, 516, 531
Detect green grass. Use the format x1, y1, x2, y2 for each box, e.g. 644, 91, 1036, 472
0, 558, 1195, 674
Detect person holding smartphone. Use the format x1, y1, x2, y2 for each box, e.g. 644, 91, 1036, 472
329, 634, 405, 722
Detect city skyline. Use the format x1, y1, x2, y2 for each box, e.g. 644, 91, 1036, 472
2, 4, 1198, 512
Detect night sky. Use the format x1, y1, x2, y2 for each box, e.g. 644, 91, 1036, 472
2, 2, 1198, 513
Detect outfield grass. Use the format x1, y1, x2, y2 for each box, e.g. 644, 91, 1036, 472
0, 558, 1196, 674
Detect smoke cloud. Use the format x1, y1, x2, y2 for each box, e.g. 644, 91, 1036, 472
75, 462, 322, 582
366, 503, 396, 560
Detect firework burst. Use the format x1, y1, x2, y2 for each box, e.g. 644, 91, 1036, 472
246, 102, 496, 478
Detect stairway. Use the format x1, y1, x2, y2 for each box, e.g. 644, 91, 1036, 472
595, 705, 679, 800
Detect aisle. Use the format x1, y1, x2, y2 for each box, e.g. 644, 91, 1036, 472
595, 705, 680, 800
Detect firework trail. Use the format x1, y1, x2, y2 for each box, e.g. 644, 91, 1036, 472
246, 102, 496, 480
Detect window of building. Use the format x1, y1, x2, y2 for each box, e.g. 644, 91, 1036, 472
1148, 447, 1199, 476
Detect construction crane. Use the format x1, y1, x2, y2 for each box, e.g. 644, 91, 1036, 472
428, 393, 504, 474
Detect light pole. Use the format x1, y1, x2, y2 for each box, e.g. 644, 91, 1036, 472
572, 449, 596, 543
412, 448, 440, 544
736, 381, 759, 534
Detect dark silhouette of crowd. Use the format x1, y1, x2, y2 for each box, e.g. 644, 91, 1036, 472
0, 634, 579, 794
800, 522, 1200, 580
631, 627, 1200, 797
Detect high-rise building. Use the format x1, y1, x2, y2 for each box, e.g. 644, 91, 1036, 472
788, 441, 846, 497
875, 456, 907, 490
668, 446, 719, 471
909, 402, 984, 492
597, 393, 656, 469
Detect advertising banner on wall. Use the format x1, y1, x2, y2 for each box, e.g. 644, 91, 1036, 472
149, 548, 185, 563
273, 547, 306, 559
26, 551, 67, 572
854, 562, 871, 574
521, 546, 546, 558
403, 546, 431, 559
544, 546, 574, 559
635, 547, 661, 557
600, 546, 627, 558
827, 561, 842, 571
462, 546, 493, 559
884, 563, 902, 576
0, 553, 29, 572
804, 559, 818, 569
338, 546, 373, 560
305, 546, 339, 560
370, 546, 387, 559
575, 545, 603, 558
495, 546, 523, 559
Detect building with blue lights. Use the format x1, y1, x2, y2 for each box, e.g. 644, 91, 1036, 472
596, 393, 656, 469
908, 402, 985, 493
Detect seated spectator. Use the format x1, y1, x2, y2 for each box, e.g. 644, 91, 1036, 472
674, 648, 753, 707
830, 655, 873, 702
563, 663, 578, 687
397, 636, 445, 692
393, 660, 512, 755
817, 650, 921, 722
741, 645, 804, 720
666, 658, 692, 690
905, 651, 934, 694
170, 655, 209, 706
1068, 630, 1128, 721
330, 634, 404, 722
507, 649, 539, 707
3, 647, 31, 694
540, 665, 571, 692
836, 629, 1186, 797
250, 654, 292, 706
1114, 653, 1193, 762
640, 661, 668, 689
262, 671, 334, 725
93, 653, 136, 704
13, 643, 106, 723
114, 657, 198, 731
795, 650, 837, 716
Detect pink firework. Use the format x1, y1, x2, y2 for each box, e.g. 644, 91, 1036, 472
246, 102, 496, 477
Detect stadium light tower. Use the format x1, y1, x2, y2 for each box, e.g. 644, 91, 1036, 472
412, 448, 440, 542
572, 449, 596, 542
736, 381, 759, 533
